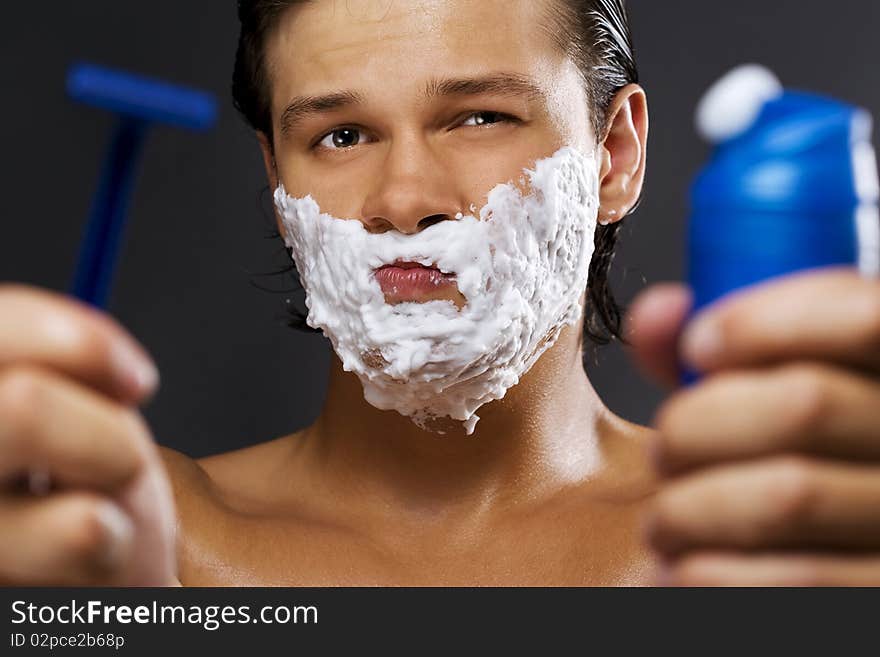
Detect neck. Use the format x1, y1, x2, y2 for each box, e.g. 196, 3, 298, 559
297, 323, 611, 514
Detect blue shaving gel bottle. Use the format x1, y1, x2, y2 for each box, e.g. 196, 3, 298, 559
685, 64, 880, 381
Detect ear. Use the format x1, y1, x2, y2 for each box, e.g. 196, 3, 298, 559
597, 84, 648, 225
257, 131, 279, 190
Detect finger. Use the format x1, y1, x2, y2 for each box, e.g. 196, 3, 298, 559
661, 551, 880, 587
0, 366, 151, 490
647, 456, 880, 556
626, 283, 692, 387
680, 268, 880, 374
0, 284, 158, 403
654, 363, 880, 473
0, 492, 134, 585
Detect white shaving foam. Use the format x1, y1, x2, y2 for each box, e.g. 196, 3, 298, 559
274, 146, 599, 435
696, 64, 783, 144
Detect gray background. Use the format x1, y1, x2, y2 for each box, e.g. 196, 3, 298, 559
1, 1, 877, 457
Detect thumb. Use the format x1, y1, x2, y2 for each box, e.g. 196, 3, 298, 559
626, 283, 692, 388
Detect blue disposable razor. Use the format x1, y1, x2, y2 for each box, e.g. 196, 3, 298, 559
67, 63, 218, 308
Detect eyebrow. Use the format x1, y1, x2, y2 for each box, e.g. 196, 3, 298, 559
278, 73, 545, 136
423, 73, 545, 102
279, 90, 365, 135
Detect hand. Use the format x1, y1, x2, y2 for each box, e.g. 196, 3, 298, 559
628, 268, 880, 586
0, 284, 177, 585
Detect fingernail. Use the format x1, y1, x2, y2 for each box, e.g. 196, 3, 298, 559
681, 315, 722, 369
113, 341, 159, 399
96, 501, 134, 571
132, 358, 160, 399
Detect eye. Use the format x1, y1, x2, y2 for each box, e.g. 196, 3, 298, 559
460, 111, 513, 127
317, 127, 364, 150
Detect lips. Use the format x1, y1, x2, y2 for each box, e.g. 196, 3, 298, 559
374, 260, 456, 302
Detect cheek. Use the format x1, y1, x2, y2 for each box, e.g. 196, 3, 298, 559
464, 153, 526, 201
277, 158, 373, 218
447, 139, 575, 206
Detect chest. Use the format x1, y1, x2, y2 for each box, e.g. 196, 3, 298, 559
176, 499, 655, 586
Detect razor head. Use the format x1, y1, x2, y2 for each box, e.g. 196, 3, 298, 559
67, 62, 218, 131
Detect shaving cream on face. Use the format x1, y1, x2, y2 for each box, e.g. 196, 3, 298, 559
274, 146, 599, 435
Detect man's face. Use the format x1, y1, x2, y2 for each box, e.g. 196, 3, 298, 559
263, 0, 595, 304
262, 0, 609, 431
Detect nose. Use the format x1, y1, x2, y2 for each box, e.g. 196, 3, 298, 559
359, 139, 464, 234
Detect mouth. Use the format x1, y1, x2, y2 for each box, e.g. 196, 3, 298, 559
374, 260, 457, 303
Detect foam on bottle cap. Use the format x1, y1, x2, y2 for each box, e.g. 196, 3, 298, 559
696, 64, 783, 144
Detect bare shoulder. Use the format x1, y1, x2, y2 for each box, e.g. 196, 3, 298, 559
158, 445, 207, 484
196, 434, 294, 482
160, 433, 294, 497
157, 445, 219, 519
157, 436, 309, 585
591, 409, 659, 503
157, 445, 226, 580
160, 431, 310, 518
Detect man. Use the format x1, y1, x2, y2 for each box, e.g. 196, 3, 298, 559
1, 0, 878, 586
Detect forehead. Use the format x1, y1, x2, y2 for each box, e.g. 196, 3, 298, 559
266, 0, 567, 100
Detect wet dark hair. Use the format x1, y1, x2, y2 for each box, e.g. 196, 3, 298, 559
233, 0, 639, 348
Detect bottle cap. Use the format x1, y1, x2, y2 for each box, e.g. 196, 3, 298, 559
693, 65, 877, 214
